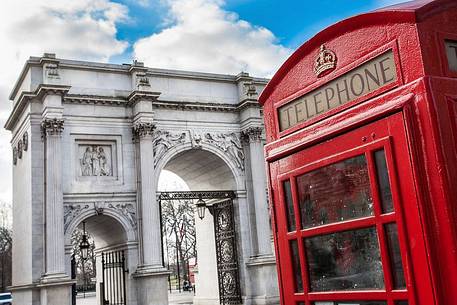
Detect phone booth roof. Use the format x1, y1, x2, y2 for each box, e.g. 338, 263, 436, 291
259, 0, 457, 143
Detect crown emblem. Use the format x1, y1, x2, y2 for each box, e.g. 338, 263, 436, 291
314, 45, 337, 77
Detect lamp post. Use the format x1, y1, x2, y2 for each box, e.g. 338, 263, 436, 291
79, 221, 90, 298
196, 195, 206, 220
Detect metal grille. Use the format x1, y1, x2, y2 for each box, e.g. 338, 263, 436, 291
71, 255, 76, 305
101, 250, 127, 305
213, 199, 242, 305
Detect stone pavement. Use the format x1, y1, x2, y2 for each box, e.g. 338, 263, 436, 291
73, 290, 194, 305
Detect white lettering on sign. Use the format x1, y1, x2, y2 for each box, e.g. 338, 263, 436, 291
445, 40, 457, 73
278, 50, 397, 131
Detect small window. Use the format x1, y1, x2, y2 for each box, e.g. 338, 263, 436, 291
297, 155, 374, 229
290, 239, 303, 292
305, 227, 384, 291
283, 180, 296, 231
374, 150, 394, 213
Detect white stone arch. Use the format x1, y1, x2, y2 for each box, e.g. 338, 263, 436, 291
64, 207, 137, 247
153, 140, 246, 192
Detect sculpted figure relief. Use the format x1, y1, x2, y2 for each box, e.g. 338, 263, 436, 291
152, 130, 186, 164
80, 145, 111, 176
205, 132, 245, 170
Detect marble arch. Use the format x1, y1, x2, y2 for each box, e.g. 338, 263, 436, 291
5, 53, 279, 305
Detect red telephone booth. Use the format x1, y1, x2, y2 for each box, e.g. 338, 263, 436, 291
259, 1, 457, 305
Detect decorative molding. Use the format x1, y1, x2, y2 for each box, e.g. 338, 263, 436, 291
64, 201, 137, 234
23, 132, 28, 151
152, 129, 186, 166
127, 91, 160, 105
135, 72, 150, 90
41, 118, 64, 138
204, 132, 245, 170
241, 126, 263, 143
44, 62, 60, 80
133, 122, 156, 139
17, 140, 23, 159
108, 203, 137, 229
64, 94, 127, 106
64, 204, 90, 232
244, 82, 258, 98
12, 147, 17, 166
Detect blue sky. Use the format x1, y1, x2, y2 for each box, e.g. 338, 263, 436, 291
109, 0, 408, 65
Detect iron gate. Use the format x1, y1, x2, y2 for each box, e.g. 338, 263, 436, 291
101, 250, 127, 305
158, 191, 242, 305
213, 199, 242, 305
71, 255, 76, 305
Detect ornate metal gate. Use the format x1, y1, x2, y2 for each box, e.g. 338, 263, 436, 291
101, 250, 127, 305
71, 255, 76, 305
213, 199, 242, 305
159, 191, 242, 305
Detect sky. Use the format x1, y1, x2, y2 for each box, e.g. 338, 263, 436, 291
0, 0, 409, 207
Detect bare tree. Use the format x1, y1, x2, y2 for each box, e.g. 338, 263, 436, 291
162, 199, 196, 284
0, 227, 12, 292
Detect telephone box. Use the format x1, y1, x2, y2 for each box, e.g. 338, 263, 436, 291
259, 1, 457, 305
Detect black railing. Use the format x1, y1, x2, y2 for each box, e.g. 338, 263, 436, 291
101, 250, 127, 305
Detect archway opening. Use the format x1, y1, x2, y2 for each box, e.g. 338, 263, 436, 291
68, 214, 130, 305
158, 149, 238, 305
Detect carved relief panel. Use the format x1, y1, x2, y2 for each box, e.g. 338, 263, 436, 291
79, 144, 113, 177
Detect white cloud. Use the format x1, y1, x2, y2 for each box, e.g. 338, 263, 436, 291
0, 0, 130, 203
133, 0, 292, 77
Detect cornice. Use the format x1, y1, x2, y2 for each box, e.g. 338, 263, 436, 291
64, 94, 127, 106
5, 84, 71, 131
127, 90, 161, 105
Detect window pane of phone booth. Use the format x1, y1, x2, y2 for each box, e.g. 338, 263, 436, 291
290, 239, 304, 292
385, 223, 406, 289
374, 150, 394, 213
305, 227, 384, 291
297, 155, 373, 229
394, 301, 408, 305
284, 180, 296, 232
313, 301, 387, 305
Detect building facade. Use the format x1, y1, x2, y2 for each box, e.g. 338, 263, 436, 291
4, 53, 279, 305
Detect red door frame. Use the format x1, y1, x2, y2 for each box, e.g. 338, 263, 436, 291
268, 108, 434, 305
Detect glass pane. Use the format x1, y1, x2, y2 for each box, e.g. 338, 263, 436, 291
297, 155, 374, 229
297, 303, 305, 305
313, 301, 387, 305
374, 150, 394, 213
385, 223, 406, 289
290, 239, 303, 292
284, 180, 296, 231
395, 301, 408, 305
305, 227, 384, 291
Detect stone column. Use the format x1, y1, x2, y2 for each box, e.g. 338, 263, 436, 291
133, 122, 163, 268
41, 118, 67, 276
242, 126, 272, 256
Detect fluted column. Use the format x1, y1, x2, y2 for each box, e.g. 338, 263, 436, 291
242, 126, 272, 256
133, 122, 163, 268
41, 118, 66, 276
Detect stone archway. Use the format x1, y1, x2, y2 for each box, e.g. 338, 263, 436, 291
64, 209, 138, 305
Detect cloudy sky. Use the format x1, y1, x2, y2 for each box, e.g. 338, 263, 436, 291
0, 0, 408, 205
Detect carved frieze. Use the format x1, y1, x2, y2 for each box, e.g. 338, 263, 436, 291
108, 203, 137, 229
152, 130, 186, 165
244, 82, 258, 98
79, 145, 112, 177
64, 204, 90, 232
64, 201, 137, 233
41, 118, 64, 138
204, 132, 245, 170
135, 72, 151, 89
133, 122, 155, 139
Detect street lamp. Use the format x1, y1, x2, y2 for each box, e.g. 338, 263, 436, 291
196, 194, 206, 220
79, 221, 90, 260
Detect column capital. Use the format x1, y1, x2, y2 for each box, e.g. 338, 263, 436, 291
41, 118, 64, 138
241, 126, 263, 143
133, 122, 156, 139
